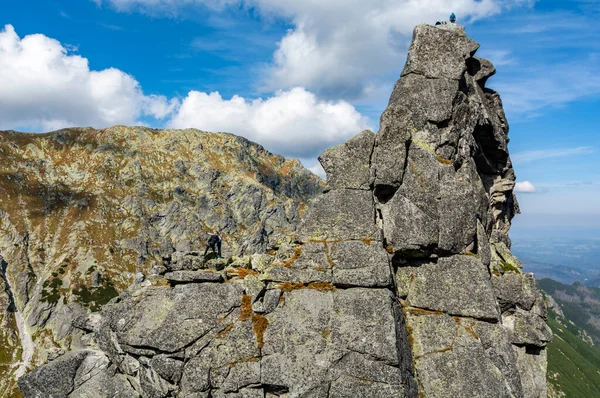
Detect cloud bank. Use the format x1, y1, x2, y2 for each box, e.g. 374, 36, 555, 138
168, 88, 370, 158
0, 24, 176, 131
0, 24, 369, 161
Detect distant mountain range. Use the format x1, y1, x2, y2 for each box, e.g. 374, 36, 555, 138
510, 231, 600, 286
522, 260, 599, 286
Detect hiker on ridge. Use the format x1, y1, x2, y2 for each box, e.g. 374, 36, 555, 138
204, 230, 222, 258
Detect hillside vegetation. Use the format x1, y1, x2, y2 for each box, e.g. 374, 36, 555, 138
539, 278, 600, 396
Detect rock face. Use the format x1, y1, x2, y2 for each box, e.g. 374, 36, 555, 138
0, 128, 322, 395
11, 23, 550, 397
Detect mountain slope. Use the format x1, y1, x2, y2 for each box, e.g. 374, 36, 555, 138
546, 309, 600, 397
0, 126, 323, 396
537, 278, 600, 397
538, 278, 600, 344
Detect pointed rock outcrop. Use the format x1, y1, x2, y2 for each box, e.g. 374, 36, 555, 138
14, 23, 549, 398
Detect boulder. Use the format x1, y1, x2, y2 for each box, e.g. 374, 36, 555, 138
319, 130, 375, 190
397, 255, 499, 320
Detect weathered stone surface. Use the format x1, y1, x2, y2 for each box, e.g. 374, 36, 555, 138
405, 311, 522, 397
389, 74, 459, 124
150, 355, 184, 384
329, 374, 403, 398
18, 350, 90, 398
331, 240, 392, 287
471, 57, 496, 85
410, 313, 514, 398
403, 24, 479, 80
504, 308, 553, 347
261, 288, 282, 314
492, 272, 537, 312
164, 270, 224, 284
300, 189, 379, 240
382, 194, 438, 253
102, 283, 244, 353
180, 316, 259, 395
140, 365, 175, 397
473, 321, 524, 397
261, 288, 402, 395
395, 144, 441, 220
260, 242, 333, 283
492, 241, 523, 269
71, 366, 139, 398
514, 345, 548, 398
319, 130, 375, 190
371, 106, 411, 194
240, 274, 265, 303
476, 219, 491, 267
437, 161, 480, 253
397, 255, 499, 320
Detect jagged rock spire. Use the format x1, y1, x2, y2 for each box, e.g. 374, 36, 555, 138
16, 24, 550, 398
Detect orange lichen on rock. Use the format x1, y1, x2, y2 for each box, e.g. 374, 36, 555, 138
252, 313, 269, 349
436, 155, 453, 165
277, 246, 303, 268
236, 294, 269, 349
150, 278, 169, 287
216, 323, 234, 338
307, 282, 336, 292
361, 237, 372, 245
239, 294, 253, 321
277, 282, 305, 292
227, 268, 258, 279
454, 316, 479, 340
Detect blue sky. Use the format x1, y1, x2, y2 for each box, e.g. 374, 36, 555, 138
1, 0, 599, 233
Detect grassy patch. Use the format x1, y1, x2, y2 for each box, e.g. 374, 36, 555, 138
546, 310, 600, 397
499, 260, 520, 273
41, 277, 64, 304
72, 275, 119, 312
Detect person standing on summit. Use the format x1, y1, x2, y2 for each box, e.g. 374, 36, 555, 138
450, 13, 456, 23
204, 231, 222, 258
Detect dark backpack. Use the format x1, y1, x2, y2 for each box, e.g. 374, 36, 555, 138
208, 234, 219, 245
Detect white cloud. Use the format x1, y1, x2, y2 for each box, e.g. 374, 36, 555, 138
514, 181, 537, 193
93, 0, 534, 98
168, 87, 370, 158
512, 146, 594, 164
0, 24, 174, 131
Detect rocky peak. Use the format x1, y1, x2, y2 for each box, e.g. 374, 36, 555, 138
7, 24, 550, 398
